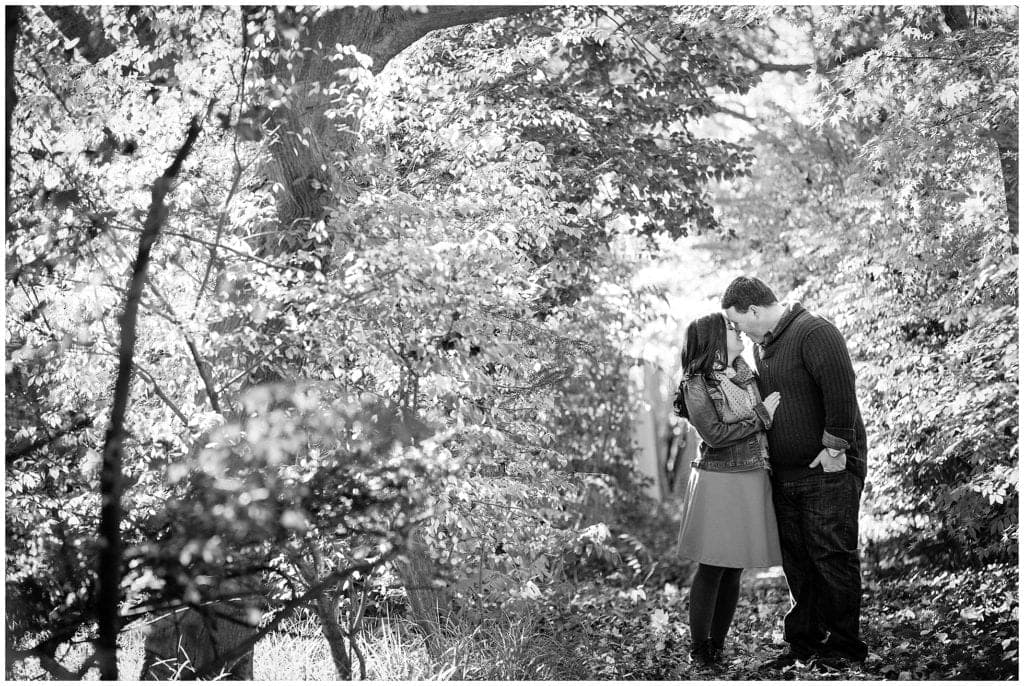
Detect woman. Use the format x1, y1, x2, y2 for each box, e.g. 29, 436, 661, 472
673, 312, 783, 668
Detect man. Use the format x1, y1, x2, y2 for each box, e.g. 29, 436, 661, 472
721, 276, 868, 668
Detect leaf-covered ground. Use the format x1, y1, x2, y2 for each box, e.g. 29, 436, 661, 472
537, 560, 1018, 680
9, 559, 1016, 681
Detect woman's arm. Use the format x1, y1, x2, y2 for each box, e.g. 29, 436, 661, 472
683, 377, 767, 448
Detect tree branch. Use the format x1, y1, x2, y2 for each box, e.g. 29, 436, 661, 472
133, 363, 192, 428
40, 6, 118, 63
821, 42, 878, 72
5, 412, 93, 463
7, 610, 94, 680
711, 103, 755, 123
190, 557, 387, 680
6, 645, 79, 680
95, 221, 224, 416
184, 338, 222, 414
216, 339, 288, 393
733, 44, 812, 75
96, 111, 205, 680
195, 19, 253, 310
739, 39, 879, 77
108, 223, 296, 270
313, 5, 539, 75
756, 60, 813, 74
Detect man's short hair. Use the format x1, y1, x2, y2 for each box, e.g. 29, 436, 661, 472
721, 276, 778, 312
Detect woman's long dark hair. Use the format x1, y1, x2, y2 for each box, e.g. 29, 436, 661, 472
673, 313, 729, 418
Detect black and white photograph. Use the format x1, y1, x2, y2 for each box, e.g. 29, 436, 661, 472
5, 3, 1018, 681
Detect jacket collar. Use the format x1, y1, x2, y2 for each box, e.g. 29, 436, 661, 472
758, 303, 805, 360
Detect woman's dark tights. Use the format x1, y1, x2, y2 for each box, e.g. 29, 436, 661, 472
689, 563, 743, 648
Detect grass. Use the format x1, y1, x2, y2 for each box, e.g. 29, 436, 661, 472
255, 609, 571, 680
8, 623, 147, 681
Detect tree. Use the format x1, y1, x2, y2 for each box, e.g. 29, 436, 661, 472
6, 5, 754, 679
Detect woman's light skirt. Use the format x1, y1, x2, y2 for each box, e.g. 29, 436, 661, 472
676, 467, 782, 568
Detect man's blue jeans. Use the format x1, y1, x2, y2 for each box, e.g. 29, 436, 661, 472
771, 469, 868, 660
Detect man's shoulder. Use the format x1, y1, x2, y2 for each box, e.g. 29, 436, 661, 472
792, 310, 852, 360
791, 305, 838, 334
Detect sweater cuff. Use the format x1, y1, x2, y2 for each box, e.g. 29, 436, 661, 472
822, 430, 850, 450
754, 402, 772, 429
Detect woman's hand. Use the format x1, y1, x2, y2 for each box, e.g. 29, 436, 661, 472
762, 391, 781, 420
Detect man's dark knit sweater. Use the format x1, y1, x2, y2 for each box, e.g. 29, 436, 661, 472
754, 303, 868, 482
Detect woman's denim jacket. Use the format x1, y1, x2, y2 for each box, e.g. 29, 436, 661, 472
682, 375, 772, 473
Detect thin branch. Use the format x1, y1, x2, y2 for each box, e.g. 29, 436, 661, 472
195, 17, 254, 310
467, 498, 550, 523
145, 281, 224, 414
93, 224, 224, 415
338, 266, 402, 303
216, 339, 287, 393
597, 7, 664, 73
108, 222, 294, 270
27, 52, 76, 118
119, 569, 291, 623
184, 338, 223, 413
132, 362, 192, 428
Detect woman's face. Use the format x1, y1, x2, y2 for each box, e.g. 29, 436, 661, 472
725, 319, 744, 360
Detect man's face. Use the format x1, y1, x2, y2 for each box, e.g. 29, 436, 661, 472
724, 305, 770, 343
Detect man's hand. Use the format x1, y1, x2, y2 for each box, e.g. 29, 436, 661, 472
762, 391, 781, 420
809, 448, 846, 473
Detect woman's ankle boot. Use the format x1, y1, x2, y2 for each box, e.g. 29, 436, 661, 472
710, 638, 725, 664
691, 639, 716, 667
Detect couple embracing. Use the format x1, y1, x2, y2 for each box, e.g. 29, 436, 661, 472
673, 276, 869, 671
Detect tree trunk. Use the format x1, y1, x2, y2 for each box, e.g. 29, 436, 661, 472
6, 6, 21, 223
97, 117, 202, 680
140, 597, 257, 680
312, 588, 352, 679
256, 6, 534, 249
391, 530, 451, 657
940, 5, 1018, 235
997, 143, 1018, 236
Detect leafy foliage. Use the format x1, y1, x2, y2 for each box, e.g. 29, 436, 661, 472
705, 4, 1018, 566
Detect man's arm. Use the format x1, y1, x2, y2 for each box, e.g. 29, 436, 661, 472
803, 323, 859, 450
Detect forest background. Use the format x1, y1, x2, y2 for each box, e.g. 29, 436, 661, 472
4, 4, 1018, 681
